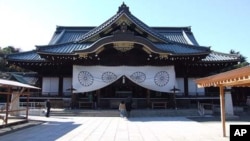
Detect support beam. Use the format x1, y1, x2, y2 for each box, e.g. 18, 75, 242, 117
146, 89, 150, 108
195, 66, 250, 137
184, 76, 188, 96
5, 86, 11, 125
219, 86, 226, 137
26, 89, 30, 120
58, 76, 63, 97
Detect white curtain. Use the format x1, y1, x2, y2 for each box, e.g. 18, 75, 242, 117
73, 65, 176, 93
42, 77, 59, 96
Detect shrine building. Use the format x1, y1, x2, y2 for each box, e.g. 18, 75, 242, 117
6, 3, 240, 109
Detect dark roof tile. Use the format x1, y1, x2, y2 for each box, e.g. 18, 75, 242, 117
202, 51, 239, 62
37, 43, 91, 54
153, 43, 209, 55
7, 50, 44, 61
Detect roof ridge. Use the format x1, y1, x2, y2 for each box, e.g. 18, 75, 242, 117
49, 29, 65, 45
182, 30, 193, 45
76, 3, 172, 44
117, 2, 131, 14
76, 12, 123, 42
152, 26, 191, 29
127, 14, 171, 43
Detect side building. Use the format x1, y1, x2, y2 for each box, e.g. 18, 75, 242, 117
6, 3, 240, 109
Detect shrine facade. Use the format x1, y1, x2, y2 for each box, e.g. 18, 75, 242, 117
6, 3, 240, 109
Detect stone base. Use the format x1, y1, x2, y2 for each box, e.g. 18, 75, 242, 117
225, 115, 239, 120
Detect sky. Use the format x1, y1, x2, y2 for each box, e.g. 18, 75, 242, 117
0, 0, 250, 62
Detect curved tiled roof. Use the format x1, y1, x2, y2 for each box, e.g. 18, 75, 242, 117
162, 32, 190, 45
6, 3, 239, 64
76, 4, 170, 43
49, 27, 93, 45
73, 34, 209, 55
7, 50, 44, 61
55, 31, 88, 44
76, 13, 123, 42
202, 51, 239, 62
153, 27, 199, 45
47, 5, 199, 47
49, 26, 199, 46
128, 14, 170, 43
153, 43, 209, 55
37, 43, 91, 54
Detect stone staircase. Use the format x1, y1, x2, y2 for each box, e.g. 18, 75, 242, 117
49, 109, 200, 117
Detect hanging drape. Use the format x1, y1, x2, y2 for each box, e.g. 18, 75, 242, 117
73, 65, 176, 93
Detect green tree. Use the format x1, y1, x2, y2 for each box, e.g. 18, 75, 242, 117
230, 49, 247, 63
0, 46, 23, 72
220, 50, 249, 73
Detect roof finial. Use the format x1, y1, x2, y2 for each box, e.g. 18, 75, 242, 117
117, 2, 130, 14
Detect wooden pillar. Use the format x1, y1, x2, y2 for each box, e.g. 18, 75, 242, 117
26, 89, 30, 120
96, 90, 100, 108
146, 89, 150, 108
58, 76, 63, 97
219, 86, 226, 137
5, 86, 11, 124
184, 76, 189, 96
38, 75, 43, 97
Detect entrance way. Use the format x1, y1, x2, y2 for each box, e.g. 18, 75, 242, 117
76, 76, 171, 109
99, 76, 147, 109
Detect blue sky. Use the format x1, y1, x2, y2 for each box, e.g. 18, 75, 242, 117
0, 0, 249, 62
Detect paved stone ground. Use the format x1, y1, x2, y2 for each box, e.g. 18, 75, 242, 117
0, 120, 44, 136
1, 115, 249, 141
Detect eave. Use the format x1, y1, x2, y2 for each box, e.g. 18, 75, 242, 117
195, 65, 250, 87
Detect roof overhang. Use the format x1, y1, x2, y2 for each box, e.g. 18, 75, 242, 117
0, 79, 40, 89
195, 65, 250, 87
75, 33, 172, 58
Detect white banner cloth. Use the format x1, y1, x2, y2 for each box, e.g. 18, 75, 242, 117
73, 65, 176, 93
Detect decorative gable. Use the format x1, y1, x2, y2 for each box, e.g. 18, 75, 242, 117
77, 3, 168, 43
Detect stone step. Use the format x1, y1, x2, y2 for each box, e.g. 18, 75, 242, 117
50, 110, 119, 117
49, 109, 200, 117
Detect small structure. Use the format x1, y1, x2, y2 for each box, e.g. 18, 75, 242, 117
195, 65, 250, 137
170, 86, 180, 109
0, 79, 40, 126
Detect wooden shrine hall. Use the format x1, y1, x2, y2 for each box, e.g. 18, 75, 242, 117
6, 3, 240, 109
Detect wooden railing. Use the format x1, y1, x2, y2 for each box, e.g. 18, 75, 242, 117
19, 102, 45, 109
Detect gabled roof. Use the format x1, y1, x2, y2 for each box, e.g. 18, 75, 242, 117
154, 27, 199, 45
6, 3, 239, 64
48, 26, 199, 46
48, 26, 94, 45
47, 3, 199, 46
